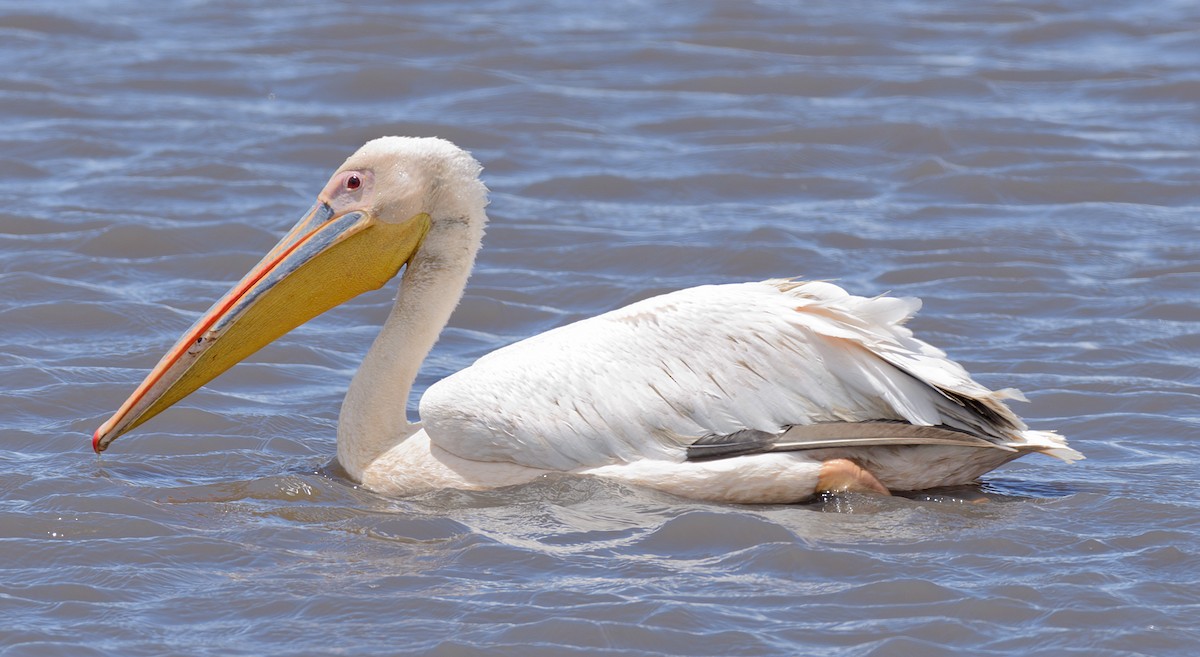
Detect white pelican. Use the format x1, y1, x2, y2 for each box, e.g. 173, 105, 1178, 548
93, 137, 1080, 503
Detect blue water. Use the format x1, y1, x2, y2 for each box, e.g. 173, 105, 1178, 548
2, 1, 1199, 655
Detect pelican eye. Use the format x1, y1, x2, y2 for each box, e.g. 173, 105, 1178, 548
345, 175, 361, 191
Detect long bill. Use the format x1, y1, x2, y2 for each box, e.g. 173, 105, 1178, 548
92, 202, 431, 452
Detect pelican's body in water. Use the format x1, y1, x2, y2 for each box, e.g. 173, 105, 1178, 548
93, 137, 1080, 503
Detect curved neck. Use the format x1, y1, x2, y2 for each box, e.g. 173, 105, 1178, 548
335, 248, 474, 480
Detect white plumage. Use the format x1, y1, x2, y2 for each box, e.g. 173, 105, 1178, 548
402, 277, 1078, 502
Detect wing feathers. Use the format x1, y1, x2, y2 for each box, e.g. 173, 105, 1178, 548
422, 279, 1076, 471
687, 421, 1015, 461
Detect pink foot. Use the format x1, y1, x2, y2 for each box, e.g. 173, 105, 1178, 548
816, 458, 891, 496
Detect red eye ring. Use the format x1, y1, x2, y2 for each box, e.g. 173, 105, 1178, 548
345, 174, 361, 190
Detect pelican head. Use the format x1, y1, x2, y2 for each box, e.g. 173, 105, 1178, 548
93, 136, 487, 452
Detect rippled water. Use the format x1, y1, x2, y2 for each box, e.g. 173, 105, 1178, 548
3, 1, 1199, 655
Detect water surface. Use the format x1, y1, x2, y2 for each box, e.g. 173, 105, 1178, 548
2, 1, 1199, 655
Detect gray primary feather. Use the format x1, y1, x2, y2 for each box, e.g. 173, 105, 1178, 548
686, 421, 1016, 461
